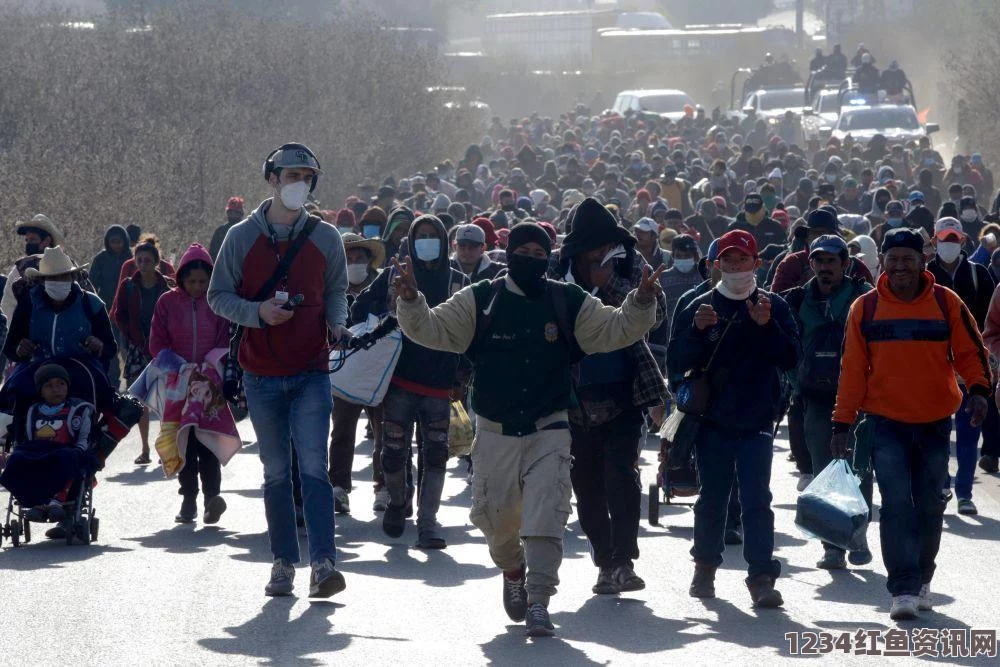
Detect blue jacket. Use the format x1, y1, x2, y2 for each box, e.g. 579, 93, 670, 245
668, 287, 800, 433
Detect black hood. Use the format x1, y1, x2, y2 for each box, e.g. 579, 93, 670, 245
103, 225, 131, 256
410, 214, 453, 307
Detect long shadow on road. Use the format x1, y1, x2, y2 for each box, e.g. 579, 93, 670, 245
0, 541, 132, 570
345, 543, 494, 588
124, 524, 240, 555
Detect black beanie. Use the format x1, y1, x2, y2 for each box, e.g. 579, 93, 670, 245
561, 197, 634, 258
35, 364, 70, 392
506, 222, 552, 257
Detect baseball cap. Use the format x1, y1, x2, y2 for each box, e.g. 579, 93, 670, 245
934, 216, 964, 241
881, 227, 924, 254
634, 217, 659, 233
908, 190, 925, 203
809, 234, 848, 258
717, 229, 758, 258
885, 201, 906, 217
455, 224, 486, 245
672, 233, 698, 255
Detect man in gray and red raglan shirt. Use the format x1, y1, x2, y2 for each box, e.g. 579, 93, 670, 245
208, 143, 350, 600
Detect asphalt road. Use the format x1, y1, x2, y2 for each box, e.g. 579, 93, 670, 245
2, 414, 998, 665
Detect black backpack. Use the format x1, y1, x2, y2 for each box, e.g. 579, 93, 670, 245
797, 318, 846, 396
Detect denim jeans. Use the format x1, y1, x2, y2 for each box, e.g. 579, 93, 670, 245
949, 386, 980, 500
981, 398, 1000, 458
692, 422, 780, 579
244, 371, 335, 566
869, 415, 950, 596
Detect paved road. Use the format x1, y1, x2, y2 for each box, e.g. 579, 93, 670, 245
2, 415, 999, 665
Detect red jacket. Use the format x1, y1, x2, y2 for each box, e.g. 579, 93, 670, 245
111, 270, 171, 352
149, 244, 229, 364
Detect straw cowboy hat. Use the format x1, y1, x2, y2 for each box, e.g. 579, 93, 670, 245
25, 247, 87, 280
16, 214, 65, 247
341, 232, 385, 271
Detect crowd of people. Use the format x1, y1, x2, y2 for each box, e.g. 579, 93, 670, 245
3, 51, 1000, 637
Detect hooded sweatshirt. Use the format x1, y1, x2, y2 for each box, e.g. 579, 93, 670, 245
207, 199, 349, 376
149, 244, 229, 365
382, 206, 415, 266
89, 225, 132, 309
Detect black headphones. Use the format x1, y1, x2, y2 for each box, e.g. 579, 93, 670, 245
262, 142, 322, 193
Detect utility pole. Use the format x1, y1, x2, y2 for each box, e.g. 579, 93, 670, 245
796, 0, 805, 46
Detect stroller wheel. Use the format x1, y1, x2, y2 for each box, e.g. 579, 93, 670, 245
75, 518, 91, 546
22, 518, 30, 544
90, 516, 100, 542
647, 483, 660, 526
10, 520, 20, 548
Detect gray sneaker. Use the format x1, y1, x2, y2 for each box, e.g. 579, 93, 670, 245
918, 583, 933, 611
264, 560, 295, 597
525, 603, 555, 637
890, 595, 919, 620
332, 486, 350, 515
309, 558, 346, 598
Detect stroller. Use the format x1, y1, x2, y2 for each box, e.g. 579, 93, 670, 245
0, 355, 142, 547
648, 437, 699, 526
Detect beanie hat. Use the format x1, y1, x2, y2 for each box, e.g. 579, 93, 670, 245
561, 197, 635, 258
506, 222, 552, 258
881, 227, 924, 254
226, 196, 244, 212
360, 206, 387, 225
472, 216, 499, 248
35, 364, 70, 393
335, 208, 356, 228
447, 202, 467, 223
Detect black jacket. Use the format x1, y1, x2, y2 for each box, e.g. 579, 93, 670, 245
927, 254, 996, 329
729, 214, 787, 253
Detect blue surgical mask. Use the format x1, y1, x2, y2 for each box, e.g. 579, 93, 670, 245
363, 224, 381, 239
414, 238, 441, 261
887, 217, 903, 228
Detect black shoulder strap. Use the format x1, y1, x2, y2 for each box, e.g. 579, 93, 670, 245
252, 215, 320, 302
548, 280, 585, 362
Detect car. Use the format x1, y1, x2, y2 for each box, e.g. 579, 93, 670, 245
741, 87, 808, 124
611, 89, 697, 122
829, 104, 939, 145
801, 88, 842, 144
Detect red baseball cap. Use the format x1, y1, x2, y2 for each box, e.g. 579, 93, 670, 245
716, 229, 758, 258
226, 196, 244, 212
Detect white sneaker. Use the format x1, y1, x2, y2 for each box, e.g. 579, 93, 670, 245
796, 474, 813, 492
332, 486, 350, 514
373, 488, 390, 512
918, 584, 933, 611
889, 595, 920, 620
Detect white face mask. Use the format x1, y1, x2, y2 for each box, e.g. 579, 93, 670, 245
960, 209, 978, 223
414, 238, 441, 261
936, 241, 962, 263
44, 281, 72, 301
673, 258, 696, 273
346, 263, 369, 285
278, 180, 309, 210
719, 270, 757, 300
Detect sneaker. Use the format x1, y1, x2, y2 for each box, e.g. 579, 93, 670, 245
175, 496, 197, 524
45, 523, 68, 540
309, 558, 346, 598
524, 603, 555, 638
941, 488, 954, 502
746, 574, 784, 609
382, 502, 406, 538
849, 533, 873, 566
592, 567, 620, 595
918, 584, 933, 611
373, 489, 390, 512
889, 595, 920, 620
416, 528, 447, 550
203, 495, 227, 524
264, 560, 295, 597
724, 527, 744, 545
817, 547, 847, 570
332, 486, 350, 515
979, 454, 999, 474
611, 563, 646, 592
796, 474, 813, 492
957, 498, 978, 515
689, 565, 716, 598
502, 569, 527, 622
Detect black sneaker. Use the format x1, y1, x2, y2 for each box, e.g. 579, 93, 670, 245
45, 523, 69, 540
175, 496, 197, 523
502, 569, 527, 622
724, 527, 744, 545
309, 558, 346, 598
979, 454, 999, 474
525, 603, 555, 638
203, 495, 227, 524
592, 566, 620, 595
382, 503, 406, 538
689, 565, 716, 598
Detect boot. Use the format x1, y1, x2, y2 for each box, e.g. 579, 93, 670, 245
415, 467, 447, 549
689, 565, 717, 598
746, 574, 783, 608
175, 496, 197, 523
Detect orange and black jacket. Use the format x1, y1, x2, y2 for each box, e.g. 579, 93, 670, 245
833, 271, 992, 430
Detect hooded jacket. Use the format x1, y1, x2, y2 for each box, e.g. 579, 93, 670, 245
149, 244, 230, 365
927, 253, 995, 329
89, 225, 132, 309
382, 206, 415, 266
729, 212, 786, 251
112, 262, 172, 352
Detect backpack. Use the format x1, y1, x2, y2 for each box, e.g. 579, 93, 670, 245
797, 318, 846, 396
468, 278, 585, 363
860, 285, 951, 344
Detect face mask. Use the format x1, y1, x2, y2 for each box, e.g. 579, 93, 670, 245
337, 226, 354, 236
278, 180, 309, 210
44, 281, 72, 301
507, 253, 550, 298
363, 224, 381, 240
762, 195, 777, 210
25, 242, 41, 256
953, 166, 962, 174
673, 258, 696, 273
719, 270, 756, 300
414, 238, 441, 261
937, 241, 962, 263
961, 210, 978, 223
825, 173, 837, 183
887, 217, 903, 228
346, 263, 369, 285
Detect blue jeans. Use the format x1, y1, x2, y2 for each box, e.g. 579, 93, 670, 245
869, 416, 950, 596
692, 422, 780, 580
244, 371, 335, 566
949, 386, 979, 500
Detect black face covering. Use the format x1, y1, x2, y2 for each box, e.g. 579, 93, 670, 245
25, 242, 41, 256
507, 254, 549, 298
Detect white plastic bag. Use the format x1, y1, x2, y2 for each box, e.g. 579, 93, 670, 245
330, 315, 402, 407
795, 459, 869, 550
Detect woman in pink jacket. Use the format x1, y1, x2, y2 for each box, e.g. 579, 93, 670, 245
149, 243, 231, 524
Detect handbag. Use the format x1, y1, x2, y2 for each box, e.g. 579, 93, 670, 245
329, 315, 403, 406
675, 317, 733, 417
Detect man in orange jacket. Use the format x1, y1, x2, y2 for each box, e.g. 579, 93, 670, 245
831, 228, 991, 622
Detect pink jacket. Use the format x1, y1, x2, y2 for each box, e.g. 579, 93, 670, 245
149, 244, 229, 364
